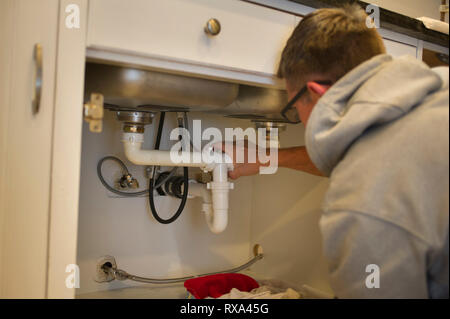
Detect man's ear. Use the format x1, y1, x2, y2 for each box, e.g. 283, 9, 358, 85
306, 82, 329, 99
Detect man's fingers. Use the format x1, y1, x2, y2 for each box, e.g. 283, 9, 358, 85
228, 165, 251, 180
228, 169, 239, 180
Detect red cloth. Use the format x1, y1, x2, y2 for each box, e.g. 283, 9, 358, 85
184, 273, 259, 299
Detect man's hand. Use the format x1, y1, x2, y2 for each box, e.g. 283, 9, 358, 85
213, 140, 265, 180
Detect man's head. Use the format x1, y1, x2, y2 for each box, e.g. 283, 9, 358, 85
278, 4, 386, 125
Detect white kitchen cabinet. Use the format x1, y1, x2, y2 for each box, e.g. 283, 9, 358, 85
87, 0, 422, 88
0, 0, 88, 298
87, 0, 297, 87
0, 0, 59, 298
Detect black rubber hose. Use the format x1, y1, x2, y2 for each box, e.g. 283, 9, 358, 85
149, 167, 188, 224
154, 111, 165, 150
148, 112, 189, 224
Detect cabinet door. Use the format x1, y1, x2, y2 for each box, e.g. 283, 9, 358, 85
0, 0, 59, 298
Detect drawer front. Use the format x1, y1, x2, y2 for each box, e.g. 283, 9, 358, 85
87, 0, 297, 75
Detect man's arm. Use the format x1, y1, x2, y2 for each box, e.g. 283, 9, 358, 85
214, 142, 323, 179
278, 146, 323, 177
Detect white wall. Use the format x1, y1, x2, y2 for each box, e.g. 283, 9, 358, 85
369, 0, 449, 23
76, 109, 332, 296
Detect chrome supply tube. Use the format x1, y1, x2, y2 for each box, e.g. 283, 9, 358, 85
96, 155, 178, 197
102, 245, 264, 284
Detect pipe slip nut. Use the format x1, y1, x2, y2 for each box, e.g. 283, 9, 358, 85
122, 132, 144, 144
207, 181, 234, 190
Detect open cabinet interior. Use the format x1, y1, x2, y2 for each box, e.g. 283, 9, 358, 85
75, 62, 332, 298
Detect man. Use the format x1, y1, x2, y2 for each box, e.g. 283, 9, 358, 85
218, 5, 449, 298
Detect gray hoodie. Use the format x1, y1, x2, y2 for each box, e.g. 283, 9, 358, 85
305, 54, 449, 298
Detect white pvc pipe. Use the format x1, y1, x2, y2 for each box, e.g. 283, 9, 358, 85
189, 180, 231, 234
122, 132, 233, 234
188, 182, 212, 204
207, 164, 230, 233
123, 133, 209, 169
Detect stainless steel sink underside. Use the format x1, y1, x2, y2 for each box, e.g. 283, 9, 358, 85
84, 62, 288, 122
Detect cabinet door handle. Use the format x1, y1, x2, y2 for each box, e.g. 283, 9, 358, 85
204, 18, 221, 36
32, 43, 43, 114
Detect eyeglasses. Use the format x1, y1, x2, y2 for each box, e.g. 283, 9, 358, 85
281, 80, 333, 124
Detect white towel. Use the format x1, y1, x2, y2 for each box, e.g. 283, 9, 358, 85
417, 17, 449, 34
214, 286, 301, 299
206, 279, 302, 299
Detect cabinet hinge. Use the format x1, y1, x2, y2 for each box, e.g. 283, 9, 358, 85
84, 93, 104, 133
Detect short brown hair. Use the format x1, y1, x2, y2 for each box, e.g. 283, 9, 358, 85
277, 4, 386, 87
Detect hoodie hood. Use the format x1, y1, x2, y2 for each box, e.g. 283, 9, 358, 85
305, 54, 444, 177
